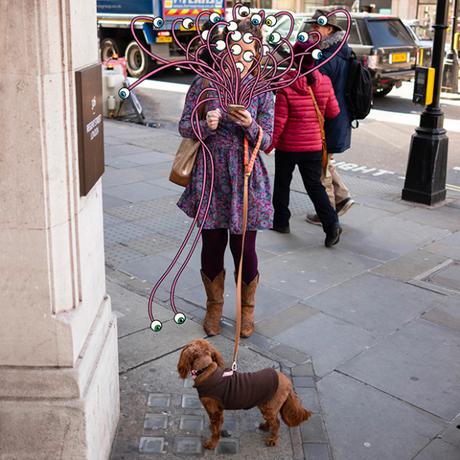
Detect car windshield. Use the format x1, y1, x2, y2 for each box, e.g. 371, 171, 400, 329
367, 19, 415, 46
275, 16, 308, 44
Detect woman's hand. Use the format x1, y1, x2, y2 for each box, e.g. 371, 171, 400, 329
206, 109, 221, 131
228, 109, 253, 128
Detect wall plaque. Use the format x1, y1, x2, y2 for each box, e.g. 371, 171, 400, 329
76, 63, 105, 196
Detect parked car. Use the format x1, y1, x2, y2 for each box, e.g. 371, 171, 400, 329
403, 20, 432, 67
266, 12, 418, 96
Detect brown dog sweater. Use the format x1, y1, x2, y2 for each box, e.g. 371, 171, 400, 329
194, 367, 279, 410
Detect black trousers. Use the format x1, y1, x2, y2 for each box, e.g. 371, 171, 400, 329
273, 150, 338, 233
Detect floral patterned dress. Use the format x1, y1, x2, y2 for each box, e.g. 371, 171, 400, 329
177, 76, 275, 234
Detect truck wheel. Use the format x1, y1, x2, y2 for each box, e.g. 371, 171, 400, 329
125, 41, 153, 78
374, 84, 394, 97
100, 38, 119, 62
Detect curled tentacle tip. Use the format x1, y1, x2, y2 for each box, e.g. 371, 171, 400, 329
174, 312, 187, 325
150, 319, 163, 332
312, 49, 323, 60
153, 17, 164, 28
227, 21, 238, 31
118, 87, 130, 100
317, 15, 328, 26
182, 17, 194, 29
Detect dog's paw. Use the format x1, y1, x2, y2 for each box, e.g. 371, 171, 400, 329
259, 422, 270, 432
203, 439, 218, 450
266, 438, 278, 447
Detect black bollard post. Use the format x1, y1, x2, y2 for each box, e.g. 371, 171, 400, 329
402, 0, 450, 205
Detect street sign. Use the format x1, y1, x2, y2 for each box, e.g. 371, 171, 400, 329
76, 63, 105, 197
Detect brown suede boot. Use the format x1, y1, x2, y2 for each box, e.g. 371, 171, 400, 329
240, 273, 259, 338
201, 270, 225, 336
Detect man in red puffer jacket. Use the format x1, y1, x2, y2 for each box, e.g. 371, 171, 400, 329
266, 41, 342, 247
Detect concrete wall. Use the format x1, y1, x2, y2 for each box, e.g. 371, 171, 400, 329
0, 0, 119, 458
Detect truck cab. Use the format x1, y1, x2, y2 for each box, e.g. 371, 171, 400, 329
97, 0, 225, 77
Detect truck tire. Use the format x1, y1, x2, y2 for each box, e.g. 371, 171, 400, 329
101, 38, 119, 62
125, 40, 153, 78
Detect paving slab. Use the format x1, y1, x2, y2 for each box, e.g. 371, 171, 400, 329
423, 231, 460, 261
260, 246, 379, 300
118, 253, 203, 302
102, 193, 131, 209
412, 438, 460, 460
274, 312, 376, 377
104, 181, 178, 202
317, 372, 446, 460
397, 206, 460, 232
421, 294, 460, 334
338, 318, 460, 420
370, 249, 449, 282
437, 414, 460, 449
116, 152, 173, 166
105, 143, 154, 158
304, 273, 443, 336
426, 261, 460, 292
335, 214, 449, 262
101, 166, 156, 187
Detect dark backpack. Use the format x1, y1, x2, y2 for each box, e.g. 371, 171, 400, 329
345, 51, 373, 128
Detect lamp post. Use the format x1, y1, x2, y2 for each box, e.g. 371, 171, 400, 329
442, 0, 459, 92
402, 0, 450, 205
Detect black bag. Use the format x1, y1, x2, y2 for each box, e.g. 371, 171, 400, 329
345, 51, 373, 128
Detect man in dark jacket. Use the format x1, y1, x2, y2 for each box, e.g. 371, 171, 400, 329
305, 10, 355, 225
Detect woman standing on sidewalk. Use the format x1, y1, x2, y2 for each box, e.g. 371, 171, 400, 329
267, 42, 342, 247
177, 19, 274, 338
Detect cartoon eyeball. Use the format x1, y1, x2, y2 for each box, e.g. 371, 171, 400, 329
238, 5, 250, 17
262, 44, 270, 56
210, 12, 221, 23
231, 44, 242, 55
174, 312, 186, 325
118, 87, 130, 100
312, 49, 323, 59
182, 18, 194, 30
153, 17, 164, 28
250, 13, 262, 26
265, 15, 277, 27
243, 50, 254, 62
317, 15, 328, 26
202, 30, 209, 40
268, 32, 281, 44
236, 62, 245, 73
150, 319, 162, 332
243, 32, 254, 44
231, 31, 242, 41
216, 40, 226, 51
297, 32, 309, 43
227, 21, 238, 31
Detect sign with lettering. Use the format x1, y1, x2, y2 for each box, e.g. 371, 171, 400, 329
76, 63, 105, 196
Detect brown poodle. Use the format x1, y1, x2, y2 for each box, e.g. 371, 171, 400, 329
177, 338, 312, 449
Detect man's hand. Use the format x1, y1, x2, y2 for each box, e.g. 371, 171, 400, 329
228, 109, 253, 128
206, 109, 221, 131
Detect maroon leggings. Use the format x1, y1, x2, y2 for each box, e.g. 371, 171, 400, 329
201, 229, 258, 284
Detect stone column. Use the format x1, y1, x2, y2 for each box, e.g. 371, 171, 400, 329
0, 1, 119, 459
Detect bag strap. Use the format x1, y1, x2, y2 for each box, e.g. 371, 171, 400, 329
197, 79, 209, 120
308, 85, 328, 172
231, 126, 263, 372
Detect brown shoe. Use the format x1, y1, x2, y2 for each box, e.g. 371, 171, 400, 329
240, 273, 259, 338
201, 270, 225, 336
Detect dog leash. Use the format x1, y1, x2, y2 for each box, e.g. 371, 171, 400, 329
231, 126, 264, 373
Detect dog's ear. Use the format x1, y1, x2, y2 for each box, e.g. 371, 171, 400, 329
177, 346, 192, 379
211, 348, 225, 367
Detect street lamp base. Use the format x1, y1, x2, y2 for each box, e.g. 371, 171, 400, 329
402, 127, 448, 206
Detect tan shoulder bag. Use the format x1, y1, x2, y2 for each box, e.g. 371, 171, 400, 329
169, 80, 209, 187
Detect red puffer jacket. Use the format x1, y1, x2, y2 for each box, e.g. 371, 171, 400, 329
266, 70, 340, 153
